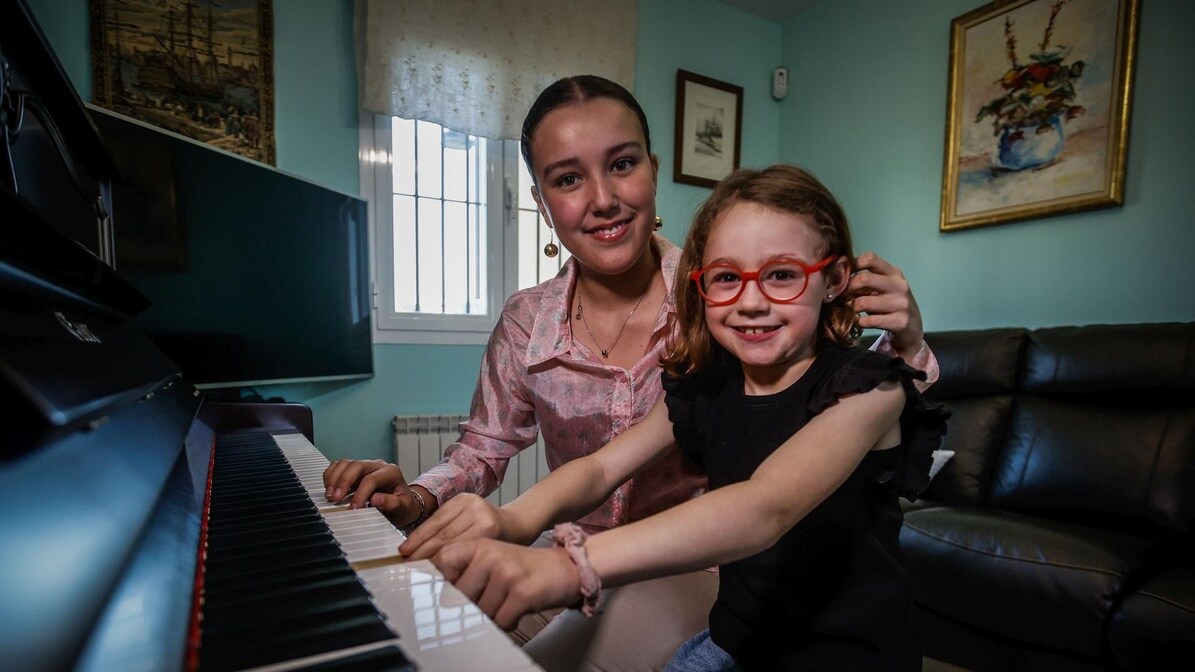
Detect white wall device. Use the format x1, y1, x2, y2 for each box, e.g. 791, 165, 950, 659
772, 66, 789, 100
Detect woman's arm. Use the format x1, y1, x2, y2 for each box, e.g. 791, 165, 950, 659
323, 308, 540, 527
402, 399, 676, 559
852, 252, 939, 387
435, 381, 905, 625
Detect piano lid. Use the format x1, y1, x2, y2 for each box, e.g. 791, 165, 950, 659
0, 0, 177, 455
1, 185, 176, 456
1, 0, 120, 262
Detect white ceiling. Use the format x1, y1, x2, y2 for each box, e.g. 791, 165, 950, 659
716, 0, 819, 23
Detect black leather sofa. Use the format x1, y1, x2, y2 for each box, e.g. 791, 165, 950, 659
899, 323, 1195, 671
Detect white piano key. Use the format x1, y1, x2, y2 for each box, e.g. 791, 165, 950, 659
267, 431, 541, 671
360, 561, 540, 672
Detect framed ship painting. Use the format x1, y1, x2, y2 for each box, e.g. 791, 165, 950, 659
90, 0, 276, 165
940, 0, 1139, 232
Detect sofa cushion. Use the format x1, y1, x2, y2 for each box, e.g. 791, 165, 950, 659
921, 328, 1027, 505
1021, 323, 1195, 399
900, 506, 1156, 658
924, 328, 1027, 399
923, 395, 1012, 505
989, 395, 1195, 533
1107, 567, 1195, 670
988, 323, 1195, 533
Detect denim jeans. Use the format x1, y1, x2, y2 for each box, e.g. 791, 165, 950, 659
664, 629, 743, 672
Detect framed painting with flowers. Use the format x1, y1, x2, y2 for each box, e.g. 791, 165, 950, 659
940, 0, 1139, 232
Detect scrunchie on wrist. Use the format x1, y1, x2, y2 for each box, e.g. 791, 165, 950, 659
552, 522, 603, 617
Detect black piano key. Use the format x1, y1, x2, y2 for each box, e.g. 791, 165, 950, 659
207, 501, 318, 529
203, 575, 375, 625
203, 545, 347, 587
205, 510, 325, 539
203, 558, 353, 601
204, 530, 339, 567
202, 597, 379, 642
206, 519, 331, 553
203, 538, 346, 582
209, 484, 312, 506
201, 612, 396, 672
209, 483, 310, 502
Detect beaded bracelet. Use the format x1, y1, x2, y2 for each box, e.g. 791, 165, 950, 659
552, 522, 603, 617
400, 488, 427, 535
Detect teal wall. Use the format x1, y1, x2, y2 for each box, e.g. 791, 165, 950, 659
636, 0, 783, 244
780, 0, 1195, 332
25, 0, 1194, 463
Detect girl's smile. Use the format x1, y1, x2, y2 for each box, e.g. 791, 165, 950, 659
701, 201, 849, 395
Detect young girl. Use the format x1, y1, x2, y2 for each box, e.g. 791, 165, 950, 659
420, 164, 949, 671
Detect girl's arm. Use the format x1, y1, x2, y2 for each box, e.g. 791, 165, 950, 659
587, 380, 903, 583
402, 399, 677, 559
434, 381, 904, 627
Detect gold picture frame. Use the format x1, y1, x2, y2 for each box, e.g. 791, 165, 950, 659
674, 69, 743, 188
940, 0, 1139, 232
90, 0, 276, 165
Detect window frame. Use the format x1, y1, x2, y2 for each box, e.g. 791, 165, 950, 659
361, 112, 522, 345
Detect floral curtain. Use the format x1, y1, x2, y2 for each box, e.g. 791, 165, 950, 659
356, 0, 638, 140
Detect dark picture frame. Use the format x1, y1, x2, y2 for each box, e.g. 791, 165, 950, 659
90, 0, 276, 165
674, 69, 743, 188
940, 0, 1139, 232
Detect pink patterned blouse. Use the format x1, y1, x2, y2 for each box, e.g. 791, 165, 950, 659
413, 236, 939, 533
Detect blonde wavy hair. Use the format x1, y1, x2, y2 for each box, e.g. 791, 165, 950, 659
661, 165, 859, 378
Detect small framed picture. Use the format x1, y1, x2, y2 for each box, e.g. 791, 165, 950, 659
674, 70, 743, 188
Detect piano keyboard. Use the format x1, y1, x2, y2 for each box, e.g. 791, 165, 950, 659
198, 430, 540, 672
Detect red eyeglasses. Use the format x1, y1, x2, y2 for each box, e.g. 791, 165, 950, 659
689, 256, 837, 306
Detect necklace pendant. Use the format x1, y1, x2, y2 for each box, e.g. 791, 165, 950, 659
601, 350, 609, 358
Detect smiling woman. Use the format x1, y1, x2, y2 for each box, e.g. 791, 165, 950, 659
332, 76, 716, 671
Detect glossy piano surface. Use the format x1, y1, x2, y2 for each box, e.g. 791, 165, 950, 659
271, 430, 541, 672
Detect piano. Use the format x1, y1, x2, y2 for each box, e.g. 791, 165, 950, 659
0, 2, 539, 670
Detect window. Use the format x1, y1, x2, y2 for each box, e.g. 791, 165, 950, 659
362, 113, 570, 345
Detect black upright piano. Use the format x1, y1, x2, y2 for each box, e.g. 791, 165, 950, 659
0, 3, 536, 670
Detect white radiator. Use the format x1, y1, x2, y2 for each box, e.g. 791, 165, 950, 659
392, 414, 548, 506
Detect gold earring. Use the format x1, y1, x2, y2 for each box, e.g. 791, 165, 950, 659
653, 215, 663, 231
543, 228, 559, 258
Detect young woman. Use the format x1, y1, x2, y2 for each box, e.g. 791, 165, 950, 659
324, 77, 938, 670
426, 165, 950, 670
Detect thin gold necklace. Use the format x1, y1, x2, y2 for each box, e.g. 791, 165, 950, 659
575, 279, 652, 359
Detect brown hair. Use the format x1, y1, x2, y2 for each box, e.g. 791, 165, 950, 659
661, 165, 858, 378
520, 75, 652, 182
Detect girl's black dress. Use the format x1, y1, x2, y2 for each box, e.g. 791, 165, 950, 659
662, 344, 949, 671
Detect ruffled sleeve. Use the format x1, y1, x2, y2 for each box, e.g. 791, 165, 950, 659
809, 349, 951, 500
661, 364, 729, 469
